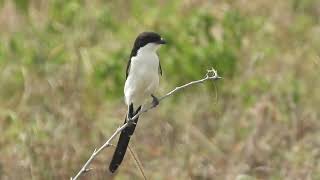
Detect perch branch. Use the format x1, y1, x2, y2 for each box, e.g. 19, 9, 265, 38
71, 68, 221, 180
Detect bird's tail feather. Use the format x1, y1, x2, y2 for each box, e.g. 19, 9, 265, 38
109, 104, 141, 173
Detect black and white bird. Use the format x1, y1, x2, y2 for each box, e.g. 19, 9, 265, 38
109, 32, 166, 173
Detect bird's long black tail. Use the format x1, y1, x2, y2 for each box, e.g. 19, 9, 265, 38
109, 104, 141, 173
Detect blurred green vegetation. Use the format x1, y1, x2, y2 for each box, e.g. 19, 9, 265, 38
0, 0, 319, 179
1, 0, 250, 98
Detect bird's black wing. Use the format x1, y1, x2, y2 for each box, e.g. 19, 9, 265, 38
126, 39, 140, 79
159, 61, 162, 76
125, 58, 131, 79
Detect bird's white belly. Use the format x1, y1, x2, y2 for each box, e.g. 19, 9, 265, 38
124, 54, 159, 107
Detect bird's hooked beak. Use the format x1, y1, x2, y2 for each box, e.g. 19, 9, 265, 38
157, 38, 166, 45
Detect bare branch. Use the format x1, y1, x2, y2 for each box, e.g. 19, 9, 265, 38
71, 68, 221, 180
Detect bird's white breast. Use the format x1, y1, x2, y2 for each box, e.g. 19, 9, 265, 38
124, 51, 160, 107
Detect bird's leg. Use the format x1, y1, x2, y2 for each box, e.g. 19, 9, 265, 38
151, 94, 159, 107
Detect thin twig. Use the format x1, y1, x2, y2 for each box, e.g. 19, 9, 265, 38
128, 144, 147, 180
71, 125, 128, 180
71, 68, 221, 180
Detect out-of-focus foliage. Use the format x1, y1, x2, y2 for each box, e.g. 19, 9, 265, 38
1, 0, 250, 98
0, 0, 319, 179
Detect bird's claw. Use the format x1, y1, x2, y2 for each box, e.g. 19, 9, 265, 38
127, 119, 136, 126
151, 94, 159, 107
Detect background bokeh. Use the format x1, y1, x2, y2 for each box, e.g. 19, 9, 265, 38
0, 0, 319, 179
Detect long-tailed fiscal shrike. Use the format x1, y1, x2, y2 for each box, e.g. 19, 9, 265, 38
109, 32, 166, 173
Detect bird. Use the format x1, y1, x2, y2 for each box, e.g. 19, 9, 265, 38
109, 32, 166, 173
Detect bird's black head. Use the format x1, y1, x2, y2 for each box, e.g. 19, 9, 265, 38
130, 32, 166, 57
